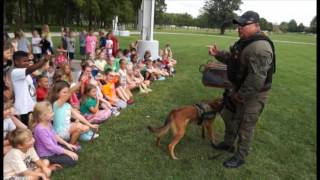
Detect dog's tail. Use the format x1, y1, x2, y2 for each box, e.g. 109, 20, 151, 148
147, 109, 176, 137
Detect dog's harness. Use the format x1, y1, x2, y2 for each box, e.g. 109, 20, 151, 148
193, 103, 216, 125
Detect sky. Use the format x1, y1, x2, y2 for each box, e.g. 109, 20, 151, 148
165, 0, 317, 26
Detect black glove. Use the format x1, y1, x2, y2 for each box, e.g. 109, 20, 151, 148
224, 95, 236, 113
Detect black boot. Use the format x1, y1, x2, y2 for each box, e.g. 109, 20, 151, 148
223, 155, 245, 168
212, 142, 235, 152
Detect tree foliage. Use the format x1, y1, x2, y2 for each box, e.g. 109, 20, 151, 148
154, 0, 167, 24
297, 23, 305, 32
201, 0, 242, 35
259, 18, 273, 31
287, 19, 298, 32
310, 15, 316, 33
4, 0, 141, 30
279, 22, 288, 32
157, 13, 195, 26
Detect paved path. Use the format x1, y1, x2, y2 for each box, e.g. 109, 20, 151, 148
70, 60, 82, 83
8, 31, 315, 46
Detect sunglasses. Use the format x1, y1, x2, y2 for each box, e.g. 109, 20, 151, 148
238, 22, 255, 27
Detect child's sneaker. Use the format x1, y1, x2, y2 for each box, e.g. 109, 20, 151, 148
73, 144, 81, 152
111, 107, 120, 116
146, 88, 152, 92
127, 98, 135, 105
112, 110, 120, 116
158, 76, 166, 81
140, 89, 147, 94
92, 133, 99, 139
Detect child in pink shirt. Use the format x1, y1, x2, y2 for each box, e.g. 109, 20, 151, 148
85, 29, 97, 60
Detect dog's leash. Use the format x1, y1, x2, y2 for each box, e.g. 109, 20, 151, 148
89, 128, 99, 143
208, 100, 245, 160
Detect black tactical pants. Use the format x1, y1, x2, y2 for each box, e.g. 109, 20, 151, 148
220, 92, 268, 160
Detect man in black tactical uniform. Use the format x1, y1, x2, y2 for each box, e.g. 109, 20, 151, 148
208, 11, 276, 168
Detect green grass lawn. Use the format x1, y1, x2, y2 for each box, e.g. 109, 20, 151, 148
51, 33, 316, 179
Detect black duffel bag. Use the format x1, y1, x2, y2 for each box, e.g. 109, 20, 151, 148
199, 60, 231, 88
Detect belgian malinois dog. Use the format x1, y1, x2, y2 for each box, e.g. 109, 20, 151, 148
147, 98, 223, 160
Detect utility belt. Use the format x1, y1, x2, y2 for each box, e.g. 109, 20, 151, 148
222, 86, 270, 113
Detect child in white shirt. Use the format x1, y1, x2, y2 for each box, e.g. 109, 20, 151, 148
4, 128, 52, 180
11, 51, 50, 126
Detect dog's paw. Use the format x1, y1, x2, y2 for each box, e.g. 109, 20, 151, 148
171, 156, 179, 160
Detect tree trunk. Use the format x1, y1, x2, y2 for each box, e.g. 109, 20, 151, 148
220, 24, 226, 35
4, 0, 6, 26
88, 14, 92, 30
30, 0, 36, 29
18, 0, 23, 25
24, 0, 29, 24
42, 0, 48, 24
65, 0, 70, 26
76, 13, 80, 26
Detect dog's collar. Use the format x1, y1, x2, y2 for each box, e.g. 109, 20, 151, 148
194, 103, 216, 125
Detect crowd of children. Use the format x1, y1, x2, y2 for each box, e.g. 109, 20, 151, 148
3, 27, 177, 179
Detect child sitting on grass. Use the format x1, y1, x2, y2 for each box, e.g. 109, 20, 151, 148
153, 59, 170, 77
4, 128, 53, 180
164, 43, 177, 64
94, 49, 107, 72
127, 68, 152, 94
161, 53, 175, 76
143, 50, 152, 63
104, 56, 120, 73
118, 59, 135, 104
127, 53, 139, 72
54, 45, 68, 68
3, 101, 27, 156
101, 69, 127, 109
30, 101, 79, 168
145, 59, 165, 81
44, 61, 55, 87
80, 84, 112, 123
36, 75, 49, 102
49, 80, 99, 148
60, 63, 73, 84
89, 79, 121, 117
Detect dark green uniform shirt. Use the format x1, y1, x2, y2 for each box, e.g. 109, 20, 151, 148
215, 40, 273, 99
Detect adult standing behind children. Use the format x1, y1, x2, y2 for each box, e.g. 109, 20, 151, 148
86, 28, 97, 60
110, 30, 119, 57
31, 29, 42, 62
61, 27, 69, 50
11, 51, 51, 126
17, 30, 32, 55
99, 30, 106, 48
42, 24, 54, 50
105, 32, 114, 58
65, 30, 76, 66
79, 29, 87, 62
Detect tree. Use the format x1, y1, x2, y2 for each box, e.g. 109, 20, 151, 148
259, 18, 268, 31
279, 22, 288, 32
202, 0, 242, 35
4, 0, 142, 30
310, 15, 316, 33
287, 19, 298, 32
154, 0, 167, 25
195, 13, 209, 28
297, 23, 305, 32
257, 18, 273, 32
266, 22, 273, 32
130, 0, 142, 28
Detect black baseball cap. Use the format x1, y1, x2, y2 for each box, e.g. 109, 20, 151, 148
233, 11, 260, 26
